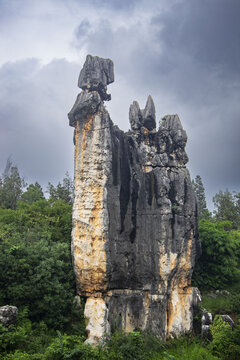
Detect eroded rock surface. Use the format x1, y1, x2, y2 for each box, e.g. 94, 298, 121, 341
0, 305, 18, 327
78, 55, 114, 101
68, 55, 201, 344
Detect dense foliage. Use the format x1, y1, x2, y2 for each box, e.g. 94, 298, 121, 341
0, 321, 224, 360
0, 199, 76, 329
2, 320, 240, 360
0, 159, 26, 210
192, 176, 240, 289
0, 163, 239, 359
47, 172, 74, 205
21, 182, 45, 204
0, 162, 78, 330
210, 316, 240, 360
192, 220, 239, 289
213, 189, 240, 229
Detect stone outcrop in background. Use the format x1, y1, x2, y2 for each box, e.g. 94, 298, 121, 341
68, 55, 201, 345
0, 305, 18, 327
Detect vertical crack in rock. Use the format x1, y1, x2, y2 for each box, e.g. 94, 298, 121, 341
68, 55, 201, 345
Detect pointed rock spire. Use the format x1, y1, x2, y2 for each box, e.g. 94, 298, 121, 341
142, 95, 156, 130
129, 96, 156, 131
129, 101, 143, 130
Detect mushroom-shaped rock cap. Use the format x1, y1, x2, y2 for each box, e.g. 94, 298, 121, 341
78, 55, 114, 90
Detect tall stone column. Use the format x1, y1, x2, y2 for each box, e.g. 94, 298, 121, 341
68, 55, 201, 344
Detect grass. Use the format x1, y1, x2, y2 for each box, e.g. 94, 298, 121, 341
201, 274, 240, 319
201, 294, 232, 315
150, 337, 220, 360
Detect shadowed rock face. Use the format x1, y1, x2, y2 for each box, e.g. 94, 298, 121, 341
68, 55, 201, 345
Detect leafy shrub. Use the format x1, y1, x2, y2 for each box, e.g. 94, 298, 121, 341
0, 323, 29, 354
105, 330, 146, 360
3, 351, 45, 360
44, 333, 105, 360
0, 310, 56, 358
192, 220, 238, 289
209, 316, 240, 360
103, 330, 165, 360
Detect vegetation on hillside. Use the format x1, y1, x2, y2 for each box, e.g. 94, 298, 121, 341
0, 166, 239, 359
192, 175, 240, 290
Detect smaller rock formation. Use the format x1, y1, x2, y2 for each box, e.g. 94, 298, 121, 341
0, 305, 18, 327
201, 311, 235, 339
220, 314, 234, 328
201, 309, 213, 339
129, 95, 156, 131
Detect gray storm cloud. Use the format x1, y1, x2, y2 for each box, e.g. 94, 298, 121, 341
0, 59, 79, 187
0, 0, 239, 207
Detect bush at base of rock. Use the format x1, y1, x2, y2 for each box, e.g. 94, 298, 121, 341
209, 316, 240, 360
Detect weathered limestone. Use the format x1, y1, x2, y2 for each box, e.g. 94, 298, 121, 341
129, 95, 156, 131
78, 55, 114, 101
0, 305, 18, 327
84, 298, 110, 345
68, 55, 201, 344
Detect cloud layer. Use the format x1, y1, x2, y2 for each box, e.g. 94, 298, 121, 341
0, 0, 239, 207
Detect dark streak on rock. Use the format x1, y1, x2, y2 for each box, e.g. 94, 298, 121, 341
119, 137, 131, 233
130, 176, 139, 243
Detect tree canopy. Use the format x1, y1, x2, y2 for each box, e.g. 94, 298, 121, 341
0, 159, 26, 210
213, 189, 240, 229
192, 219, 239, 289
0, 199, 74, 329
47, 172, 74, 205
20, 182, 45, 204
192, 175, 211, 220
0, 161, 75, 329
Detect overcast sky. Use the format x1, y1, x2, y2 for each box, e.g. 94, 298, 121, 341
0, 0, 239, 209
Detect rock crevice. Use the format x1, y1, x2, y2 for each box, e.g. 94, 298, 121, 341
68, 55, 201, 345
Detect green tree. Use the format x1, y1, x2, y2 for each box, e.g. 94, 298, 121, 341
20, 182, 45, 204
229, 228, 240, 269
48, 172, 74, 205
213, 189, 240, 229
0, 199, 75, 329
0, 159, 26, 209
192, 175, 211, 220
192, 220, 238, 289
234, 191, 240, 213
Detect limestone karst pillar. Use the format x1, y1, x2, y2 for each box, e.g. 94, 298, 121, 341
68, 55, 201, 344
